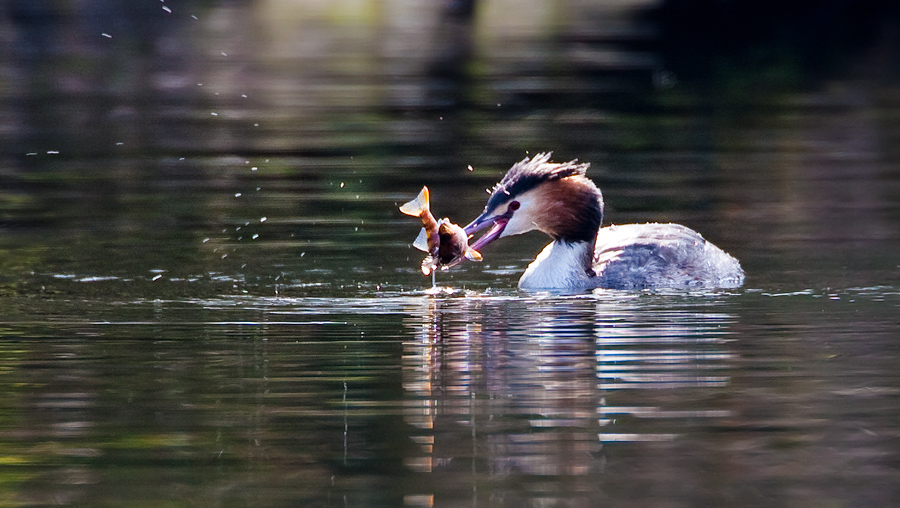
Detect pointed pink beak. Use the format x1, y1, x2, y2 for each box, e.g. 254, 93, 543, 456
464, 209, 512, 252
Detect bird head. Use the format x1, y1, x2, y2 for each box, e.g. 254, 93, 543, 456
465, 153, 604, 252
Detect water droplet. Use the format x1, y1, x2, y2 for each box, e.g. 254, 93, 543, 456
340, 182, 345, 188
467, 164, 474, 171
260, 217, 267, 223
101, 33, 112, 39
162, 6, 172, 13
211, 112, 218, 116
152, 274, 163, 281
202, 238, 210, 243
252, 234, 259, 240
234, 193, 241, 197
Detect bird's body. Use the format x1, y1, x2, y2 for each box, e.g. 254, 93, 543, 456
465, 153, 744, 291
520, 223, 744, 290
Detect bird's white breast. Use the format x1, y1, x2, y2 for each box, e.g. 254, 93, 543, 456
518, 240, 595, 290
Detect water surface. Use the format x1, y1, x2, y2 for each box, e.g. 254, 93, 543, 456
1, 1, 900, 507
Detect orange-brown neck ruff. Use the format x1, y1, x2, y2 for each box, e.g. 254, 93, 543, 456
530, 176, 603, 243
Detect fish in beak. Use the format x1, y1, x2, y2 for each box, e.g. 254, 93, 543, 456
400, 186, 482, 275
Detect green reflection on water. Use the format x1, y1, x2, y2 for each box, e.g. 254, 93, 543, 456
1, 0, 899, 506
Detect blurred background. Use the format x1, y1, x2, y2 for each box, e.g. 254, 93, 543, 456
1, 1, 900, 507
2, 0, 899, 294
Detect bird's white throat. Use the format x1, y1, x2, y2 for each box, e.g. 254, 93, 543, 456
518, 240, 595, 290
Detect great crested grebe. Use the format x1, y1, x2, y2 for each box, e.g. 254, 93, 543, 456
464, 153, 745, 290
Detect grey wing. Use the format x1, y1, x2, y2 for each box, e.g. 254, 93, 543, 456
592, 223, 744, 289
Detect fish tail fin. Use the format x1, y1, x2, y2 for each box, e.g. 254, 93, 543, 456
465, 248, 483, 262
399, 186, 430, 217
412, 227, 430, 252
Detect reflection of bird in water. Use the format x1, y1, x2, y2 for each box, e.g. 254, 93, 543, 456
399, 294, 738, 503
401, 297, 604, 481
465, 153, 745, 290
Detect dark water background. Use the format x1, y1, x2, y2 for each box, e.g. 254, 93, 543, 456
1, 1, 899, 506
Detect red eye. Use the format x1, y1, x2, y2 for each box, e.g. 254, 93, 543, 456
508, 201, 520, 211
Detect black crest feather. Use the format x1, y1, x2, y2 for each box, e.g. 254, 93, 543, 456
484, 153, 591, 212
